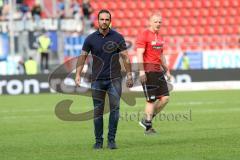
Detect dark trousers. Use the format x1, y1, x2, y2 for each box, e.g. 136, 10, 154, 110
40, 52, 49, 71
91, 78, 122, 143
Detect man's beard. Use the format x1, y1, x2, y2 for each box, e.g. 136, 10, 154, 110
101, 26, 109, 30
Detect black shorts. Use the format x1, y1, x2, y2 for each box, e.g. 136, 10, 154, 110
142, 72, 169, 102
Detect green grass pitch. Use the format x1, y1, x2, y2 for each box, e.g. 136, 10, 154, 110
1, 90, 240, 160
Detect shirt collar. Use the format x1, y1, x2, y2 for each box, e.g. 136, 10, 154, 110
97, 28, 113, 36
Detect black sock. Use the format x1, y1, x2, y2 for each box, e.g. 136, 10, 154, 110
144, 119, 152, 130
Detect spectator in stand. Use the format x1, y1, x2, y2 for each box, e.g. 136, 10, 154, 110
17, 59, 25, 74
181, 52, 190, 70
82, 0, 93, 33
37, 30, 51, 73
70, 0, 82, 20
0, 0, 4, 19
1, 1, 10, 20
31, 1, 42, 23
16, 0, 31, 21
25, 56, 38, 75
82, 0, 93, 19
57, 0, 65, 19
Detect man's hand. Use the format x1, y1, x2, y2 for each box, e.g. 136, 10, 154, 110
139, 70, 147, 84
126, 73, 133, 88
165, 71, 172, 81
75, 75, 81, 87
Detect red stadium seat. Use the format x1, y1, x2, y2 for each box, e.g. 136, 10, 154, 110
182, 9, 191, 17
175, 36, 184, 44
188, 17, 198, 26
124, 19, 132, 27
178, 27, 187, 35
228, 7, 238, 16
181, 17, 190, 26
146, 0, 155, 9
192, 36, 202, 45
120, 28, 130, 37
165, 1, 174, 8
202, 1, 211, 7
114, 10, 125, 18
227, 36, 239, 47
162, 17, 170, 26
196, 26, 206, 35
232, 0, 240, 7
207, 17, 217, 25
173, 0, 184, 8
233, 25, 239, 34
154, 1, 165, 8
90, 1, 98, 10
108, 1, 118, 10
209, 8, 219, 16
226, 16, 236, 25
215, 26, 225, 34
161, 9, 173, 17
101, 2, 108, 9
125, 1, 137, 9
117, 1, 127, 9
166, 27, 173, 35
202, 36, 211, 44
113, 20, 122, 28
171, 18, 180, 26
163, 36, 171, 44
212, 1, 221, 7
218, 7, 228, 16
211, 36, 222, 46
142, 9, 153, 18
198, 17, 207, 25
183, 0, 194, 8
220, 0, 230, 7
210, 26, 217, 35
225, 25, 235, 34
124, 10, 134, 18
133, 19, 142, 27
190, 44, 199, 50
189, 27, 197, 35
183, 36, 193, 44
192, 0, 202, 8
190, 8, 200, 17
140, 18, 148, 28
171, 9, 181, 17
159, 27, 167, 35
201, 8, 210, 17
237, 16, 240, 24
128, 28, 139, 36
133, 10, 144, 18
216, 16, 226, 25
137, 0, 147, 9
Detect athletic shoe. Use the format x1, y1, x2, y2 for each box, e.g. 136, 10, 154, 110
93, 142, 103, 149
139, 119, 151, 130
107, 141, 117, 149
144, 128, 157, 135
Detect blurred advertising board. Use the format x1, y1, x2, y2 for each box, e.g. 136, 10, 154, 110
0, 33, 9, 61
1, 69, 240, 95
203, 50, 240, 69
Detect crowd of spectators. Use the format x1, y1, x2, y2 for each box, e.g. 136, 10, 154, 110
0, 0, 95, 75
0, 0, 94, 27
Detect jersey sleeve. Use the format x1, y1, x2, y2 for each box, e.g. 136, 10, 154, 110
118, 34, 127, 52
136, 31, 147, 48
82, 36, 91, 53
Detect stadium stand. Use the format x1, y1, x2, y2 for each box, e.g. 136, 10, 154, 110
90, 0, 239, 50
22, 0, 239, 50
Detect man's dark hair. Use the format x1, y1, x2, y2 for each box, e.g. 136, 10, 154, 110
98, 9, 111, 21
